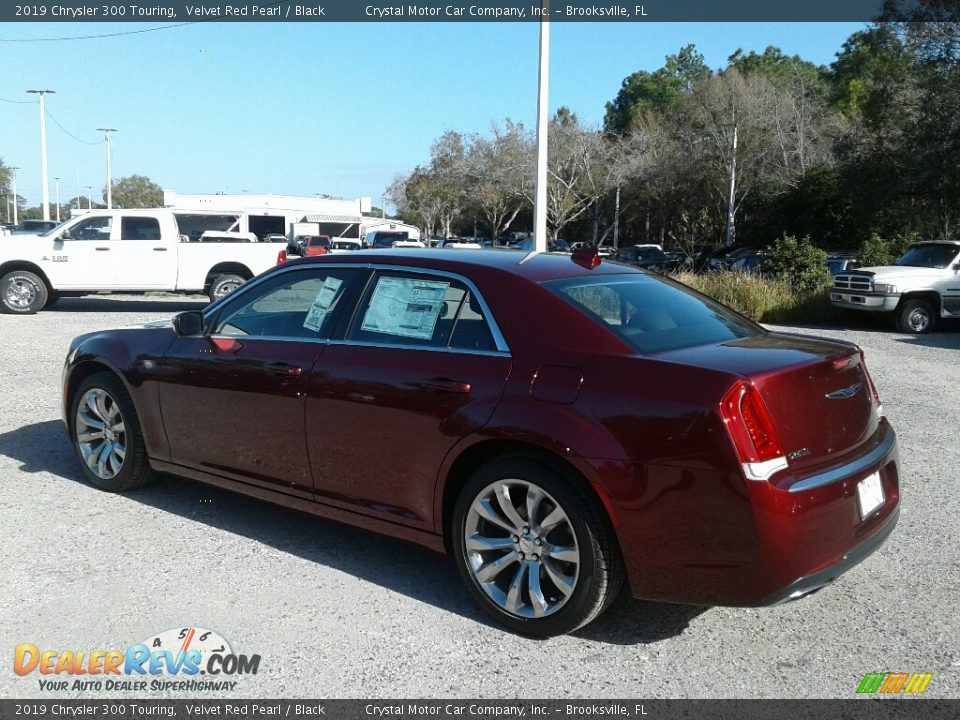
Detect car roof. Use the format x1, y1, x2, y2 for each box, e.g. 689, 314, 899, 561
278, 248, 643, 282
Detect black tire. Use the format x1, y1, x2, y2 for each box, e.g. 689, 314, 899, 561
451, 455, 624, 637
44, 291, 61, 308
896, 298, 937, 334
0, 270, 48, 314
208, 273, 246, 303
69, 372, 156, 492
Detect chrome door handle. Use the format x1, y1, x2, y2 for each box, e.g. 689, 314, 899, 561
420, 379, 471, 394
95, 247, 110, 251
266, 362, 303, 377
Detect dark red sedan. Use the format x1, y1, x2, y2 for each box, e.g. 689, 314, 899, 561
62, 249, 900, 636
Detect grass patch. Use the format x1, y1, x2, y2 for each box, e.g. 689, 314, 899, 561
671, 271, 841, 326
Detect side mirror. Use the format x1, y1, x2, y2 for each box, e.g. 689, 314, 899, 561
173, 310, 205, 337
59, 230, 71, 240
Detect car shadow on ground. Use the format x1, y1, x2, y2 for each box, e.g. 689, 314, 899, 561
49, 297, 208, 313
893, 332, 960, 350
0, 420, 706, 645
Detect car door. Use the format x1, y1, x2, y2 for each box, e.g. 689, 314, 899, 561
46, 214, 116, 289
158, 264, 362, 498
305, 268, 512, 531
112, 214, 177, 288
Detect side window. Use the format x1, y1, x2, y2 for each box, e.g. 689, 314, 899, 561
212, 268, 357, 339
348, 271, 499, 352
65, 216, 112, 241
121, 217, 162, 240
563, 284, 633, 326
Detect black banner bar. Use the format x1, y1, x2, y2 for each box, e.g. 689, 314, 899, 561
0, 700, 955, 720
3, 0, 960, 23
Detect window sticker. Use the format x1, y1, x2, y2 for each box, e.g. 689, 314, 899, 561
361, 277, 450, 340
302, 276, 344, 332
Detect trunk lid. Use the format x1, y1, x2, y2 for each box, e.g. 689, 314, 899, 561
657, 332, 879, 467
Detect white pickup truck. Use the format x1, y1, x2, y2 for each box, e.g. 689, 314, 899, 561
830, 240, 960, 333
0, 209, 284, 314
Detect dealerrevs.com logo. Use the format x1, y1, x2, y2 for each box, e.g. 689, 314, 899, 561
14, 626, 261, 692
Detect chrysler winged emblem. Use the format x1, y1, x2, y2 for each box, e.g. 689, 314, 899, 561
826, 383, 863, 400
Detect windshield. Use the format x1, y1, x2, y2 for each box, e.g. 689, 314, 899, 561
544, 274, 761, 354
895, 244, 960, 269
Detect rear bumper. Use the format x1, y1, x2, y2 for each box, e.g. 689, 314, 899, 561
830, 291, 900, 312
758, 502, 899, 605
603, 420, 901, 607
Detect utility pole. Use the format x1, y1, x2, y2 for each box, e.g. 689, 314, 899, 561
75, 170, 80, 210
54, 177, 61, 222
10, 167, 19, 226
27, 89, 55, 221
86, 185, 93, 210
97, 128, 117, 209
532, 0, 550, 253
724, 123, 738, 248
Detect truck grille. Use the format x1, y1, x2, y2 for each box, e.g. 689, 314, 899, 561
833, 274, 872, 292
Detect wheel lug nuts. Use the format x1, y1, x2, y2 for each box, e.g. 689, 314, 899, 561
512, 535, 519, 543
534, 538, 542, 546
523, 526, 530, 534
518, 552, 525, 559
532, 554, 540, 562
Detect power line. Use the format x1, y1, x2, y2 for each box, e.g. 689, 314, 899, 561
0, 23, 194, 43
44, 108, 103, 146
0, 96, 34, 104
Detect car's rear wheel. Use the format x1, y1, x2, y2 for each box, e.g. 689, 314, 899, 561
452, 456, 623, 637
0, 270, 48, 314
897, 298, 937, 334
208, 273, 246, 303
70, 372, 155, 492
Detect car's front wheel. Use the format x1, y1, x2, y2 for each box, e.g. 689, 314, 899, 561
452, 456, 623, 637
70, 372, 156, 492
0, 270, 48, 314
897, 298, 937, 334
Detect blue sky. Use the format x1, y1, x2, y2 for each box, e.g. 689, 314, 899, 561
1, 21, 866, 209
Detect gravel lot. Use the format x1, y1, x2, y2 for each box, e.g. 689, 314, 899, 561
1, 296, 957, 699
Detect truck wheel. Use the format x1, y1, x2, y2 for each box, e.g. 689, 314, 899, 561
208, 274, 246, 303
44, 291, 61, 308
0, 270, 49, 315
897, 299, 937, 334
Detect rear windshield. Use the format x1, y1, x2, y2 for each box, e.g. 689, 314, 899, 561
543, 274, 761, 354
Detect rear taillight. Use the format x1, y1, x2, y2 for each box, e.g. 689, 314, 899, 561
859, 349, 882, 414
277, 249, 287, 265
720, 380, 788, 481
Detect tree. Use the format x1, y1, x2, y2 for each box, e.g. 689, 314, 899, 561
463, 121, 532, 244
106, 175, 164, 209
604, 45, 710, 132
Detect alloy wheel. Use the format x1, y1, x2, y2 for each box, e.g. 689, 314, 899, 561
908, 308, 930, 333
4, 278, 36, 309
75, 388, 127, 480
464, 480, 580, 619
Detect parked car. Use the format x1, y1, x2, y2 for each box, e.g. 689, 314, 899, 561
13, 219, 60, 234
615, 244, 678, 273
63, 249, 899, 636
826, 255, 862, 275
329, 240, 362, 252
263, 233, 288, 243
302, 235, 331, 257
728, 251, 771, 273
438, 238, 483, 249
366, 231, 410, 249
830, 240, 960, 333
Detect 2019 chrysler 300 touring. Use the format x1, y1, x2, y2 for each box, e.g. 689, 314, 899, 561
62, 249, 900, 636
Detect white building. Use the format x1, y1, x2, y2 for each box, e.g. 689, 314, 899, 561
162, 190, 374, 241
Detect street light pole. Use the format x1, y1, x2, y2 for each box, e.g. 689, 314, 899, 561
54, 177, 61, 222
532, 0, 550, 253
10, 167, 19, 226
27, 89, 56, 221
97, 128, 117, 209
86, 185, 93, 210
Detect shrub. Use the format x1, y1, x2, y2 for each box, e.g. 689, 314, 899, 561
672, 271, 838, 326
860, 232, 919, 267
764, 235, 831, 293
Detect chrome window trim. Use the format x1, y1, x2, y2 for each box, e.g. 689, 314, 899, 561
788, 427, 896, 493
326, 339, 509, 358
204, 261, 511, 354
